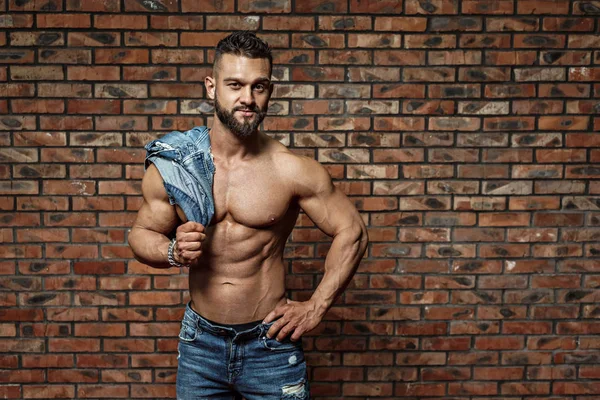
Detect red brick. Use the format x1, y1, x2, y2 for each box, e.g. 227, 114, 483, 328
534, 212, 584, 227
68, 99, 120, 115
518, 0, 570, 14
77, 384, 128, 398
68, 66, 119, 81
528, 366, 575, 381
532, 244, 582, 258
422, 367, 471, 381
38, 83, 91, 98
528, 337, 576, 351
131, 354, 177, 368
151, 49, 203, 65
462, 0, 513, 14
475, 336, 524, 350
314, 367, 364, 381
473, 366, 524, 380
124, 31, 177, 47
0, 48, 34, 64
38, 13, 90, 28
94, 14, 147, 29
150, 15, 203, 30
8, 0, 60, 10
405, 0, 458, 13
554, 382, 600, 395
181, 0, 233, 12
10, 66, 63, 80
66, 0, 120, 11
75, 323, 126, 337
95, 116, 148, 131
386, 365, 435, 383
0, 13, 33, 28
569, 66, 600, 81
123, 100, 177, 115
16, 228, 69, 243
425, 306, 475, 320
394, 382, 446, 397
95, 49, 149, 65
375, 17, 427, 31
22, 385, 75, 399
130, 384, 176, 398
73, 260, 125, 275
47, 369, 98, 383
0, 355, 19, 368
38, 48, 92, 64
68, 32, 121, 47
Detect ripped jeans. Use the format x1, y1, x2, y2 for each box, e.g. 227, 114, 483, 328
177, 303, 310, 400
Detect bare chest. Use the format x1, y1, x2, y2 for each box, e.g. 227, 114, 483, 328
211, 162, 293, 228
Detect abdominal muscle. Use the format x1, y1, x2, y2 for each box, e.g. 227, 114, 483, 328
187, 221, 289, 325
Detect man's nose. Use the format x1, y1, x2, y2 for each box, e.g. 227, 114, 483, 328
239, 86, 254, 105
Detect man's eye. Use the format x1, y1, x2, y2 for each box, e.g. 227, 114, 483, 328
254, 84, 265, 92
229, 83, 241, 89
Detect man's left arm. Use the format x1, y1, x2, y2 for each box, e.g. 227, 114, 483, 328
263, 156, 369, 341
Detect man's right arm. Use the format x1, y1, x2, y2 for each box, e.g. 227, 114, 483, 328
128, 163, 180, 268
129, 163, 207, 269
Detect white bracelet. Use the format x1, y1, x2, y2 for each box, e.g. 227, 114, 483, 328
168, 238, 188, 267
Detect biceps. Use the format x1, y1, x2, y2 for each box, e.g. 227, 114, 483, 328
299, 188, 360, 237
133, 197, 178, 236
132, 165, 179, 235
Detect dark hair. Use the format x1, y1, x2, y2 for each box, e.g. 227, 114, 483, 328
214, 31, 272, 72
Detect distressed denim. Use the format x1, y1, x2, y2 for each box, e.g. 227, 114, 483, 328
144, 126, 215, 227
177, 303, 310, 400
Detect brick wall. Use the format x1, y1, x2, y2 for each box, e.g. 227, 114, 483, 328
1, 0, 600, 398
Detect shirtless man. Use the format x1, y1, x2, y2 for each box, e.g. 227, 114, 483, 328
128, 31, 368, 400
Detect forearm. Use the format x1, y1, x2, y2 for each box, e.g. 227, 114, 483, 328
128, 226, 172, 268
309, 225, 368, 315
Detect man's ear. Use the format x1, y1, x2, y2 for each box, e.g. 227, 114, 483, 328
205, 75, 216, 100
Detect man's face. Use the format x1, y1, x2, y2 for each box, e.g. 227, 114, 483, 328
207, 54, 272, 138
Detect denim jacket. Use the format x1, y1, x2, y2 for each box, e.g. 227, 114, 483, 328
144, 126, 215, 227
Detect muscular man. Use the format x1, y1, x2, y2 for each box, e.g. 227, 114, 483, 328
128, 31, 368, 400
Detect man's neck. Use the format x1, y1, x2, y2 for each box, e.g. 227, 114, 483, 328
209, 120, 262, 163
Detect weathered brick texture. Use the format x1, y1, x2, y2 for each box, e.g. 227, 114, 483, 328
1, 0, 599, 398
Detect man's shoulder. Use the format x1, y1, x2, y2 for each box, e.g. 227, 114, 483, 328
270, 143, 322, 176
266, 141, 332, 197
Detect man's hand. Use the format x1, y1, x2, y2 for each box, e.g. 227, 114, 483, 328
263, 299, 324, 342
174, 221, 206, 266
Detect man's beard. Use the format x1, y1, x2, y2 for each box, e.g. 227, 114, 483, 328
214, 96, 267, 138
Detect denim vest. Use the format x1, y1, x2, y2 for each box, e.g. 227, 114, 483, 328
144, 126, 215, 227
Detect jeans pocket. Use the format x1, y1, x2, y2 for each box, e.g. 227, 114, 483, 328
260, 335, 302, 352
178, 320, 197, 342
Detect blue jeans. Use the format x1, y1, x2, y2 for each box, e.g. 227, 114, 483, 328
176, 304, 310, 400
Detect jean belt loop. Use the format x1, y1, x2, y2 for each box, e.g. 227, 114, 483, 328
260, 323, 267, 338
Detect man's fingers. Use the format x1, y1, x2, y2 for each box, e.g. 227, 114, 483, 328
290, 330, 302, 342
262, 305, 288, 325
177, 231, 205, 242
179, 250, 202, 262
266, 318, 288, 339
276, 323, 295, 342
176, 241, 202, 252
289, 322, 307, 342
177, 221, 205, 233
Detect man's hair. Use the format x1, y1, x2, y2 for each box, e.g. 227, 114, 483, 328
214, 31, 272, 73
